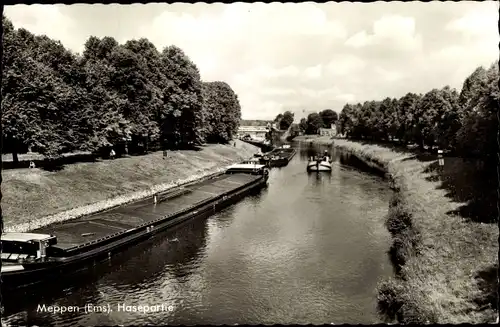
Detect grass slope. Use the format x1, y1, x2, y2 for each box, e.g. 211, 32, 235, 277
3, 141, 257, 232
296, 135, 498, 324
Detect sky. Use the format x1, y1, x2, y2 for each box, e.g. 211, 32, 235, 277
4, 2, 499, 120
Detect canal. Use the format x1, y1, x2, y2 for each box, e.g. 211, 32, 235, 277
2, 143, 393, 326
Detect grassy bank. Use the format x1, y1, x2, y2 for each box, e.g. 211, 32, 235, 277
3, 140, 258, 232
296, 135, 498, 324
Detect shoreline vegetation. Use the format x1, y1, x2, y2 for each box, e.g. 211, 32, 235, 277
3, 141, 257, 233
295, 135, 498, 324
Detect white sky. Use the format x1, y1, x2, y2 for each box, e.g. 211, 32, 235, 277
4, 2, 499, 120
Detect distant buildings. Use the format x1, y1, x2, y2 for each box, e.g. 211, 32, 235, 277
318, 124, 337, 137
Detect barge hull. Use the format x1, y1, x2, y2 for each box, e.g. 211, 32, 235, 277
268, 148, 296, 167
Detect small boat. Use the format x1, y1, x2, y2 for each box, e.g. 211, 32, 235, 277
307, 156, 332, 172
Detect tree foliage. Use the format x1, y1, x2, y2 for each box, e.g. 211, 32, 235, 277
336, 60, 498, 165
305, 113, 323, 135
2, 17, 242, 162
319, 109, 338, 128
279, 111, 295, 130
201, 81, 241, 144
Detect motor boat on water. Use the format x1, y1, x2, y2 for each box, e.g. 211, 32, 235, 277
307, 156, 332, 172
307, 151, 332, 172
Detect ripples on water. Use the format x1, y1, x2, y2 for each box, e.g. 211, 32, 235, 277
3, 143, 393, 326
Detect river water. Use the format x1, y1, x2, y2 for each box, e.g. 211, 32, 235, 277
3, 143, 393, 326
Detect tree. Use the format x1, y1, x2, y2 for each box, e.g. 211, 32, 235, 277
279, 111, 294, 130
456, 61, 499, 163
160, 46, 203, 148
458, 66, 488, 111
338, 104, 356, 137
1, 20, 73, 160
298, 118, 308, 134
80, 36, 132, 154
395, 93, 421, 144
319, 109, 338, 128
82, 36, 119, 62
305, 113, 323, 135
2, 17, 243, 162
288, 124, 300, 140
434, 86, 460, 149
109, 44, 160, 151
202, 81, 242, 144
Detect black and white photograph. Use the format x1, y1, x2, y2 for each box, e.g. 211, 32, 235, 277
0, 1, 498, 325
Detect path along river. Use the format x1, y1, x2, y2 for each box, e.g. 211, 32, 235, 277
3, 142, 394, 326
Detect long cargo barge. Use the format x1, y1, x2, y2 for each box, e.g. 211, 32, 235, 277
1, 163, 269, 291
266, 145, 296, 167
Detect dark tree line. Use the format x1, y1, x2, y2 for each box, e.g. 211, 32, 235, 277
337, 61, 498, 165
298, 109, 339, 135
2, 16, 242, 163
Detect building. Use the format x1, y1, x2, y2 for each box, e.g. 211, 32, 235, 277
318, 124, 337, 137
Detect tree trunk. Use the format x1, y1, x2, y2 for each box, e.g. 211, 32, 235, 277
12, 150, 19, 165
10, 136, 19, 166
419, 139, 425, 151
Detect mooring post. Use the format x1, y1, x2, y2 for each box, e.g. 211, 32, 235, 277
438, 149, 444, 166
154, 194, 157, 205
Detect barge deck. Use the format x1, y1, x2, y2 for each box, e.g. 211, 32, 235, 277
33, 173, 260, 252
267, 147, 296, 167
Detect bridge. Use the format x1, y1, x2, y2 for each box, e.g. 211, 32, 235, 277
236, 126, 269, 140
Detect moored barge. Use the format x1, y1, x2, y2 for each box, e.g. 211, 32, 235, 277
1, 164, 269, 291
267, 145, 296, 167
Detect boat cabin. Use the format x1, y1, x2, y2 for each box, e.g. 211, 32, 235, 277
242, 158, 260, 164
1, 232, 57, 262
225, 163, 269, 176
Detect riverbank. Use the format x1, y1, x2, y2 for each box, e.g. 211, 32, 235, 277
3, 141, 258, 232
294, 135, 498, 324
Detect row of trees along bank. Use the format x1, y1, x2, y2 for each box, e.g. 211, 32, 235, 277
281, 109, 338, 140
2, 16, 242, 165
337, 60, 498, 166
271, 109, 339, 141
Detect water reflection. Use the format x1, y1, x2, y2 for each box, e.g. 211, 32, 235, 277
308, 171, 332, 186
